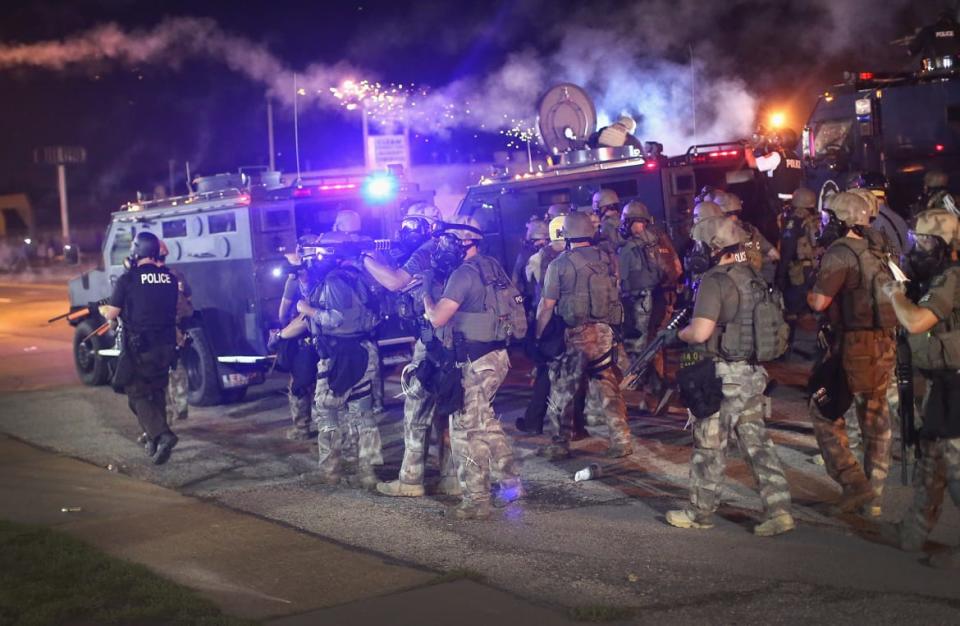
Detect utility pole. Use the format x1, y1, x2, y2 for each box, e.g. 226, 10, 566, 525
34, 146, 86, 245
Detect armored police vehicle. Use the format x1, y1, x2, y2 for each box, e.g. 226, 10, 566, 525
457, 84, 769, 266
69, 169, 430, 405
803, 69, 960, 215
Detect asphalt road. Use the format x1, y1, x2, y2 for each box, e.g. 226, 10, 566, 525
1, 282, 958, 624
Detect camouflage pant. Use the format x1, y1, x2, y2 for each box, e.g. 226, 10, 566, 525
688, 361, 791, 522
165, 361, 189, 425
398, 340, 455, 485
288, 378, 315, 434
313, 340, 383, 477
840, 367, 899, 451
449, 348, 519, 505
901, 437, 960, 543
812, 388, 892, 499
546, 323, 631, 446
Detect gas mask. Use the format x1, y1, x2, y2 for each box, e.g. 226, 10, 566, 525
905, 233, 949, 283
684, 241, 712, 276
431, 234, 470, 277
399, 217, 431, 253
817, 210, 848, 248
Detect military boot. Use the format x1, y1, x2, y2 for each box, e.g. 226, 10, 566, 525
665, 509, 714, 530
348, 466, 379, 490
829, 483, 875, 516
376, 480, 425, 497
605, 442, 634, 458
300, 471, 342, 486
433, 476, 462, 496
453, 500, 493, 521
540, 440, 571, 460
286, 427, 313, 441
753, 513, 796, 537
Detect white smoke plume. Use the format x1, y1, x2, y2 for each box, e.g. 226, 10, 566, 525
0, 1, 926, 154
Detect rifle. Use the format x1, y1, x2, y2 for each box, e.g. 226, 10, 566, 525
48, 298, 109, 324
896, 328, 918, 485
300, 238, 394, 260
620, 306, 691, 390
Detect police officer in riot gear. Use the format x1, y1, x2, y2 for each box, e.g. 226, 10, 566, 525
808, 192, 899, 515
667, 216, 795, 536
513, 218, 549, 323
712, 190, 779, 284
102, 231, 180, 464
618, 200, 682, 405
593, 189, 624, 251
777, 187, 821, 316
885, 209, 960, 569
914, 171, 957, 217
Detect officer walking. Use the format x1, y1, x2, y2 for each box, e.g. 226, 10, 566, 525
423, 216, 524, 520
666, 217, 795, 536
513, 218, 549, 324
885, 209, 960, 569
101, 232, 180, 465
277, 239, 319, 441
808, 192, 898, 515
537, 212, 633, 460
712, 190, 779, 284
298, 232, 383, 488
362, 203, 460, 497
618, 200, 682, 405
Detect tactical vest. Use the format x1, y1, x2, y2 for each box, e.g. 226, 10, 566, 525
909, 267, 960, 371
704, 262, 789, 362
785, 212, 818, 286
830, 238, 898, 331
314, 266, 378, 338
451, 255, 528, 343
556, 247, 623, 328
620, 233, 663, 295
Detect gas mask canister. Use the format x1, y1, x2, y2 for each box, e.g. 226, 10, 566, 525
817, 210, 848, 248
431, 233, 470, 277
905, 232, 949, 283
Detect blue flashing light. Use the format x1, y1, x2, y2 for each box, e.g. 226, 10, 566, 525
362, 172, 398, 204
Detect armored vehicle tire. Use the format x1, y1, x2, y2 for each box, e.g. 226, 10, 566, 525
73, 319, 111, 386
182, 327, 222, 406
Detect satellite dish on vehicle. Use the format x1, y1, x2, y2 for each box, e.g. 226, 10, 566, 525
537, 83, 597, 154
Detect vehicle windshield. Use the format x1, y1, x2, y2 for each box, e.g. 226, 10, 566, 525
811, 119, 853, 157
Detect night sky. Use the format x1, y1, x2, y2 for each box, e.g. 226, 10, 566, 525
0, 0, 947, 229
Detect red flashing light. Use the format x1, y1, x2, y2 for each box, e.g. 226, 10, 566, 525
644, 162, 658, 169
238, 194, 251, 205
936, 143, 946, 152
317, 183, 357, 192
859, 72, 874, 81
293, 187, 312, 198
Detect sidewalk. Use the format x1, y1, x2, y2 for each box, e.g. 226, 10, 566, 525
0, 434, 580, 625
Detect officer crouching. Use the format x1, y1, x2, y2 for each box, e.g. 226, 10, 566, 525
884, 209, 960, 569
102, 232, 180, 464
666, 217, 795, 537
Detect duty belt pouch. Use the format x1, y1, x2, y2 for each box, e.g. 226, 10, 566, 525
110, 348, 134, 393
922, 371, 960, 439
290, 343, 320, 395
326, 338, 368, 396
536, 315, 566, 361
676, 358, 723, 419
841, 331, 893, 394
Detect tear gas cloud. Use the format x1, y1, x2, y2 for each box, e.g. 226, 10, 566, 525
0, 1, 922, 154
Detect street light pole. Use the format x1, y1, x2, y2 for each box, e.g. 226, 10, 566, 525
56, 164, 70, 245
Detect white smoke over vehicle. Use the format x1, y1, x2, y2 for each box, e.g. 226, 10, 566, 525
0, 1, 922, 153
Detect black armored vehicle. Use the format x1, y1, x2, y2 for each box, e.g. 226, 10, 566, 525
68, 170, 430, 405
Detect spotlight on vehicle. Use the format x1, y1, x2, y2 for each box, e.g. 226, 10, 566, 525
271, 266, 284, 279
769, 112, 786, 129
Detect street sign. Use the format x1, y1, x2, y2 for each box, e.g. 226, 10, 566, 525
34, 146, 87, 165
365, 134, 410, 172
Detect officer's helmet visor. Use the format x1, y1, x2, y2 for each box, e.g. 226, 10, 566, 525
400, 217, 430, 236
908, 231, 942, 252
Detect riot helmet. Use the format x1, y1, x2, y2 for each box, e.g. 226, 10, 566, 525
562, 212, 596, 244
906, 209, 959, 282
592, 189, 621, 216
431, 215, 483, 276
131, 231, 162, 261
791, 187, 817, 211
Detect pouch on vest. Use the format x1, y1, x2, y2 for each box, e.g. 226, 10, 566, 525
559, 249, 622, 327
453, 256, 528, 343
677, 357, 723, 419
832, 240, 898, 331
841, 330, 895, 394
907, 301, 960, 371
714, 264, 789, 362
623, 241, 662, 294
921, 370, 960, 439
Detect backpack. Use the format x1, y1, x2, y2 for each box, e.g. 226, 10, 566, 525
317, 266, 379, 336
831, 239, 898, 331
453, 255, 528, 343
558, 247, 623, 328
713, 263, 790, 362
